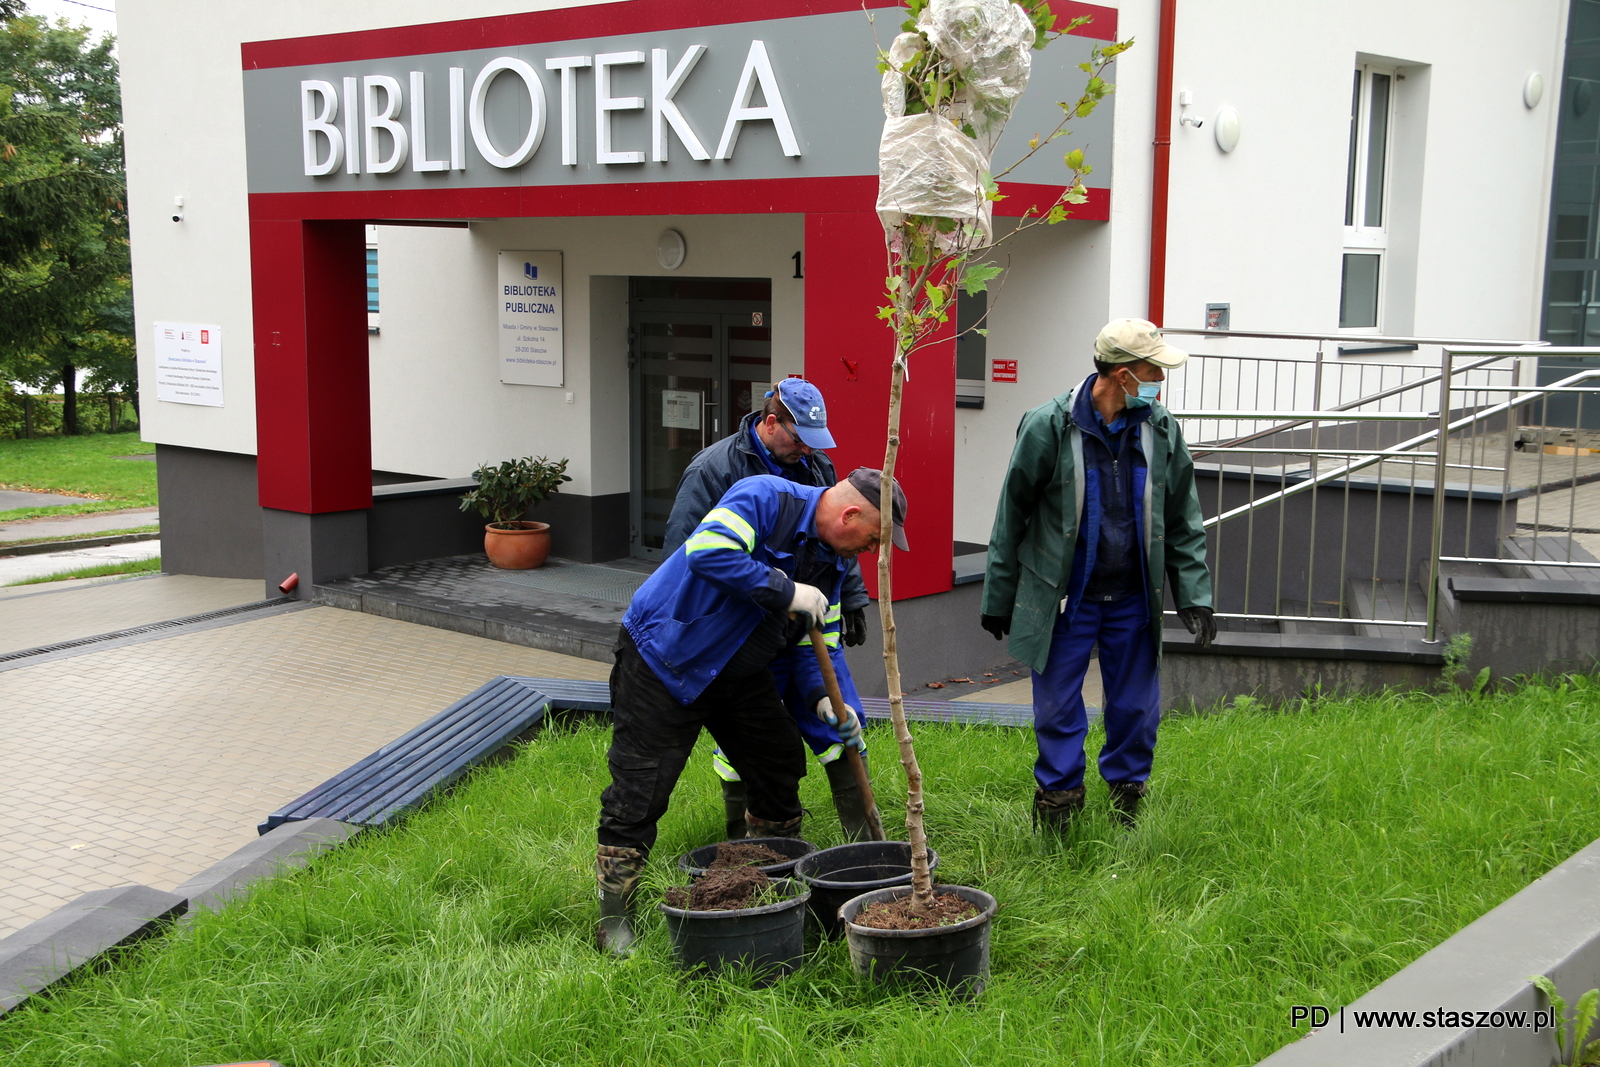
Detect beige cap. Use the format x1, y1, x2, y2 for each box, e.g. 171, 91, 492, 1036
1094, 318, 1189, 369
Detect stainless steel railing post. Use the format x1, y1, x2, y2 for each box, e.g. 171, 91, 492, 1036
1424, 347, 1455, 642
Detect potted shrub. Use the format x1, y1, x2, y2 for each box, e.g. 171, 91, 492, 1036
459, 455, 570, 569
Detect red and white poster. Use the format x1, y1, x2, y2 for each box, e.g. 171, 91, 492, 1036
991, 359, 1018, 384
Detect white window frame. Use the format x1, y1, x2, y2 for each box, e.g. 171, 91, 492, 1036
1341, 64, 1396, 334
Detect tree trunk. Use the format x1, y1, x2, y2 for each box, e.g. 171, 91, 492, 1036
61, 362, 78, 435
879, 303, 935, 911
108, 392, 118, 433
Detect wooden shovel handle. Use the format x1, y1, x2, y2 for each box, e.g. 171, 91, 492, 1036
810, 625, 887, 842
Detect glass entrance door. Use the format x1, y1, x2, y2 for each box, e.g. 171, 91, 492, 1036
629, 283, 772, 559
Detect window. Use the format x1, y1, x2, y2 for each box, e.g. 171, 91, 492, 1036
1341, 65, 1394, 330
1542, 0, 1600, 345
955, 289, 987, 409
365, 245, 380, 333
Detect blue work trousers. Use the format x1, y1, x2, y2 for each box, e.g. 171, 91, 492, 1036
1032, 595, 1160, 791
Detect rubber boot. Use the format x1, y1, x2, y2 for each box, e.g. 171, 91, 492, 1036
824, 757, 873, 842
1033, 785, 1086, 834
596, 844, 647, 957
1107, 781, 1148, 828
745, 810, 804, 839
720, 779, 749, 841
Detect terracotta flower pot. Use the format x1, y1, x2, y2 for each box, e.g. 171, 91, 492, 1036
484, 521, 551, 569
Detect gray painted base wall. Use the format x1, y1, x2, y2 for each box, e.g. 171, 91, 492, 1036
154, 444, 263, 579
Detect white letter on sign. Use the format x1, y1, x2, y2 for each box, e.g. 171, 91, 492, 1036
363, 75, 409, 174
341, 76, 360, 173
652, 46, 709, 162
594, 51, 646, 165
409, 71, 449, 172
545, 56, 592, 166
300, 80, 343, 176
470, 57, 547, 168
715, 41, 800, 159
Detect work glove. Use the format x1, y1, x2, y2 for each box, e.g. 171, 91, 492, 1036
788, 582, 829, 628
980, 613, 1012, 641
816, 696, 866, 753
842, 608, 868, 647
1177, 605, 1217, 650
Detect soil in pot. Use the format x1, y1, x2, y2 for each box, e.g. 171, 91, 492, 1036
678, 836, 816, 879
708, 842, 787, 869
793, 841, 939, 939
665, 866, 773, 911
854, 890, 978, 930
840, 884, 997, 999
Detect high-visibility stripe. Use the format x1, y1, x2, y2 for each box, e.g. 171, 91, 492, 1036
711, 748, 742, 782
798, 630, 841, 649
816, 742, 845, 765
703, 507, 756, 550
825, 604, 842, 622
684, 531, 744, 555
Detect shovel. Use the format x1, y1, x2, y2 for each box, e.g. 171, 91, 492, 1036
809, 625, 887, 842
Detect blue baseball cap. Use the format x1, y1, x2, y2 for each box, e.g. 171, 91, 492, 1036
766, 378, 836, 449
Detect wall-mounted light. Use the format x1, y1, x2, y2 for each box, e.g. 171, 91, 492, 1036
1524, 71, 1545, 109
1213, 107, 1241, 152
172, 196, 185, 223
656, 228, 686, 270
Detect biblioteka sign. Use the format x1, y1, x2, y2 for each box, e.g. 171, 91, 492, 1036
299, 41, 798, 177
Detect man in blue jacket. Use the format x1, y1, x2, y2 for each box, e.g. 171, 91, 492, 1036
596, 468, 909, 955
663, 378, 876, 841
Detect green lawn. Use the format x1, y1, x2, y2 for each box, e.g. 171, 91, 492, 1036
0, 432, 157, 521
4, 555, 161, 586
4, 680, 1599, 1066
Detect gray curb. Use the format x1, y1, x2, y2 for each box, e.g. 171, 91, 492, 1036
0, 885, 186, 1015
0, 531, 160, 557
174, 818, 364, 916
1258, 836, 1600, 1065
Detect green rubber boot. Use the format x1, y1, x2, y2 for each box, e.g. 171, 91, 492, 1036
824, 757, 873, 842
596, 844, 646, 957
721, 779, 749, 841
1107, 781, 1148, 828
1033, 785, 1086, 834
744, 811, 804, 839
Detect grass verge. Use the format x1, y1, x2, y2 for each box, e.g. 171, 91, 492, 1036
2, 679, 1599, 1065
0, 432, 157, 521
0, 525, 160, 548
5, 555, 161, 586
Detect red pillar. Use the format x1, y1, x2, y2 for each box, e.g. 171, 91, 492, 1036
804, 211, 954, 600
250, 218, 372, 513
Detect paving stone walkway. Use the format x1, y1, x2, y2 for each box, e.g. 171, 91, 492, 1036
0, 577, 609, 938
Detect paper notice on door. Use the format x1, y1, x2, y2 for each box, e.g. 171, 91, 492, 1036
663, 390, 701, 430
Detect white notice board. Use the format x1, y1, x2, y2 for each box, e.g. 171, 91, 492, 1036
498, 251, 564, 386
153, 322, 224, 406
662, 389, 701, 429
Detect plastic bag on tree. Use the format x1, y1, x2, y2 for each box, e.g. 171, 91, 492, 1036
917, 0, 1034, 154
876, 112, 990, 242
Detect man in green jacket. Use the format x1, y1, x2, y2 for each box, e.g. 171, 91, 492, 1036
981, 318, 1215, 829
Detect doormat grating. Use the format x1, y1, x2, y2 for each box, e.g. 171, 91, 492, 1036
492, 561, 649, 605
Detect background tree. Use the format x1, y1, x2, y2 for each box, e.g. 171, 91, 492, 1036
0, 11, 128, 434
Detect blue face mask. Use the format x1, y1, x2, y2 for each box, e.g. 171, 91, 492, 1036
1122, 377, 1162, 409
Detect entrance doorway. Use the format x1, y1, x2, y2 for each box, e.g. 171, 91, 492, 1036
629, 277, 773, 559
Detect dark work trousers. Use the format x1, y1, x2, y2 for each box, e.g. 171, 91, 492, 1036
1031, 595, 1161, 791
599, 631, 807, 856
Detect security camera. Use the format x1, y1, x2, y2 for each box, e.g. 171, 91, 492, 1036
172, 196, 184, 223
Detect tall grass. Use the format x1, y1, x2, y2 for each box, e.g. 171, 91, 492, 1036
4, 679, 1600, 1066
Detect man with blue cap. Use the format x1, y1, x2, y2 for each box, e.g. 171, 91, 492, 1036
663, 378, 879, 842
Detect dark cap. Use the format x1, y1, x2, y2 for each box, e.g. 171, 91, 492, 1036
846, 467, 910, 551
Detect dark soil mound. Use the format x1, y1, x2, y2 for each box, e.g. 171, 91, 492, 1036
854, 890, 978, 930
708, 841, 788, 870
664, 866, 774, 911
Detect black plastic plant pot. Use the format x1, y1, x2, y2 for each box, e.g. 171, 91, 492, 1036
792, 841, 940, 940
839, 884, 997, 1000
658, 878, 810, 984
677, 837, 817, 879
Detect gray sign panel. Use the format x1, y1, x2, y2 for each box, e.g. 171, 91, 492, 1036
242, 10, 1114, 196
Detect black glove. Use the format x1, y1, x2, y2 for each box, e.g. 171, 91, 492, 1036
980, 613, 1012, 641
1177, 605, 1217, 650
842, 607, 869, 647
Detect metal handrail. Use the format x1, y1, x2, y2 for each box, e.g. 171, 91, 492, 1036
1172, 347, 1600, 644
1162, 327, 1548, 347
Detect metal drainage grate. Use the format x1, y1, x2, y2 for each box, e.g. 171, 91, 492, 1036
0, 597, 297, 664
491, 561, 648, 605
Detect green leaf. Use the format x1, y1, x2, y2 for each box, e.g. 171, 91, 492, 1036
1046, 204, 1068, 224
961, 263, 1004, 296
1064, 148, 1085, 170
975, 328, 989, 336
1471, 667, 1491, 695
886, 275, 903, 292
876, 305, 895, 320
1533, 976, 1568, 1057
1573, 989, 1598, 1066
924, 281, 946, 313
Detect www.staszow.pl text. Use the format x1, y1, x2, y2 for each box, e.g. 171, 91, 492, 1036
1291, 1005, 1556, 1032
